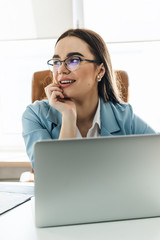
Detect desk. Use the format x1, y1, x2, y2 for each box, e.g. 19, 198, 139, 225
1, 199, 160, 240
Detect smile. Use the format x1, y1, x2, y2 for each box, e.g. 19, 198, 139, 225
59, 79, 76, 88
60, 80, 75, 84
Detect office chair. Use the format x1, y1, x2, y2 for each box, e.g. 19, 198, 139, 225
20, 69, 129, 182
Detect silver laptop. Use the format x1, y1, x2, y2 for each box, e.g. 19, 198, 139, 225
34, 134, 160, 228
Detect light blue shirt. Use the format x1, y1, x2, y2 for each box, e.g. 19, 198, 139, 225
22, 98, 156, 169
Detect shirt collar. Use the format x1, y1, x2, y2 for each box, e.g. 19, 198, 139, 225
100, 98, 120, 135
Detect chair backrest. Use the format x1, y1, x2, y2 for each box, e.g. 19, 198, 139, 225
114, 70, 129, 102
32, 70, 52, 103
32, 70, 129, 103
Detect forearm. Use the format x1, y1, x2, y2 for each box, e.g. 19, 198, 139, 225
59, 112, 77, 139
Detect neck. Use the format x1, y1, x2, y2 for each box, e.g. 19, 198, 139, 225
75, 95, 99, 125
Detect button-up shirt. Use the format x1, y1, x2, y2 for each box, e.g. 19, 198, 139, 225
76, 100, 100, 138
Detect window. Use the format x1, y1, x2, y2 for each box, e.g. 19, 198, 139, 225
108, 41, 160, 131
83, 0, 160, 42
0, 39, 56, 152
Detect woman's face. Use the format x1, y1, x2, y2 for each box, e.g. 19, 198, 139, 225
53, 36, 104, 102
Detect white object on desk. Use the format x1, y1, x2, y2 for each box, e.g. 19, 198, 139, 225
0, 199, 160, 240
0, 182, 34, 215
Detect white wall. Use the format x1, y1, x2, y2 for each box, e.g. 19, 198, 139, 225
0, 0, 73, 40
84, 0, 160, 42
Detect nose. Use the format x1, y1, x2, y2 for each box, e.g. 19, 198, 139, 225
57, 61, 69, 74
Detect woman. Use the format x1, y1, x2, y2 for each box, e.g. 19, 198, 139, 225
22, 28, 156, 169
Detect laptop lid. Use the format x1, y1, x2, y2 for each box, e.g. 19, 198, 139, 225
34, 134, 160, 228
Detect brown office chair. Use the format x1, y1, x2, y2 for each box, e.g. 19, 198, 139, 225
20, 69, 129, 182
32, 70, 129, 103
114, 70, 129, 103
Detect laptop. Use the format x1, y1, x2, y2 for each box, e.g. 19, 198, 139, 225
34, 134, 160, 228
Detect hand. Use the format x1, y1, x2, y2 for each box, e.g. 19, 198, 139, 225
44, 83, 77, 119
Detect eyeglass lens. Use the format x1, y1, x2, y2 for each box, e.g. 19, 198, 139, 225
66, 57, 80, 71
52, 57, 80, 72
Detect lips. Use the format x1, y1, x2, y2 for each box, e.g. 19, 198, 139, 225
59, 78, 76, 88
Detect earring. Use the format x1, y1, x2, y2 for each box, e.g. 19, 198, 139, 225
97, 75, 101, 82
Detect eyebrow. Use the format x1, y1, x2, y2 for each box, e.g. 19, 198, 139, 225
52, 52, 84, 59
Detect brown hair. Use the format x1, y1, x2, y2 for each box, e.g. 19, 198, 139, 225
56, 28, 120, 103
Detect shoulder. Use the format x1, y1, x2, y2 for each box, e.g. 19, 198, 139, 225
101, 99, 133, 119
109, 101, 131, 111
24, 100, 50, 114
110, 102, 133, 117
100, 100, 156, 134
106, 101, 135, 126
22, 100, 49, 118
22, 100, 62, 126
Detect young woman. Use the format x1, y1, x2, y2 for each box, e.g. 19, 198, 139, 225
22, 28, 156, 169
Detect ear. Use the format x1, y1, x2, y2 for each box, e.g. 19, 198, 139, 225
97, 63, 105, 79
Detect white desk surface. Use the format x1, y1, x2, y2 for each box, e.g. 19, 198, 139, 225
1, 198, 160, 240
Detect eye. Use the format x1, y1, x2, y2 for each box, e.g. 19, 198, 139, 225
53, 59, 61, 66
67, 57, 80, 64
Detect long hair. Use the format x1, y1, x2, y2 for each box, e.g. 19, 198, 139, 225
56, 28, 121, 103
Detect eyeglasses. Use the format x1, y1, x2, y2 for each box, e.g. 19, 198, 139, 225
47, 56, 99, 72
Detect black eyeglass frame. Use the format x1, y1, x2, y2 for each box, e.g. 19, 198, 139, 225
47, 56, 99, 71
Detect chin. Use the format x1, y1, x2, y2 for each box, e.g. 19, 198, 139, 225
63, 89, 81, 101
63, 89, 74, 99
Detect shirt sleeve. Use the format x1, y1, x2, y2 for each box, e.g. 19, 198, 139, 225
22, 104, 52, 169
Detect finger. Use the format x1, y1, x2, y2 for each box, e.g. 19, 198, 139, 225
45, 87, 63, 96
53, 76, 58, 85
49, 86, 63, 92
51, 90, 64, 101
45, 85, 63, 96
45, 82, 60, 89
